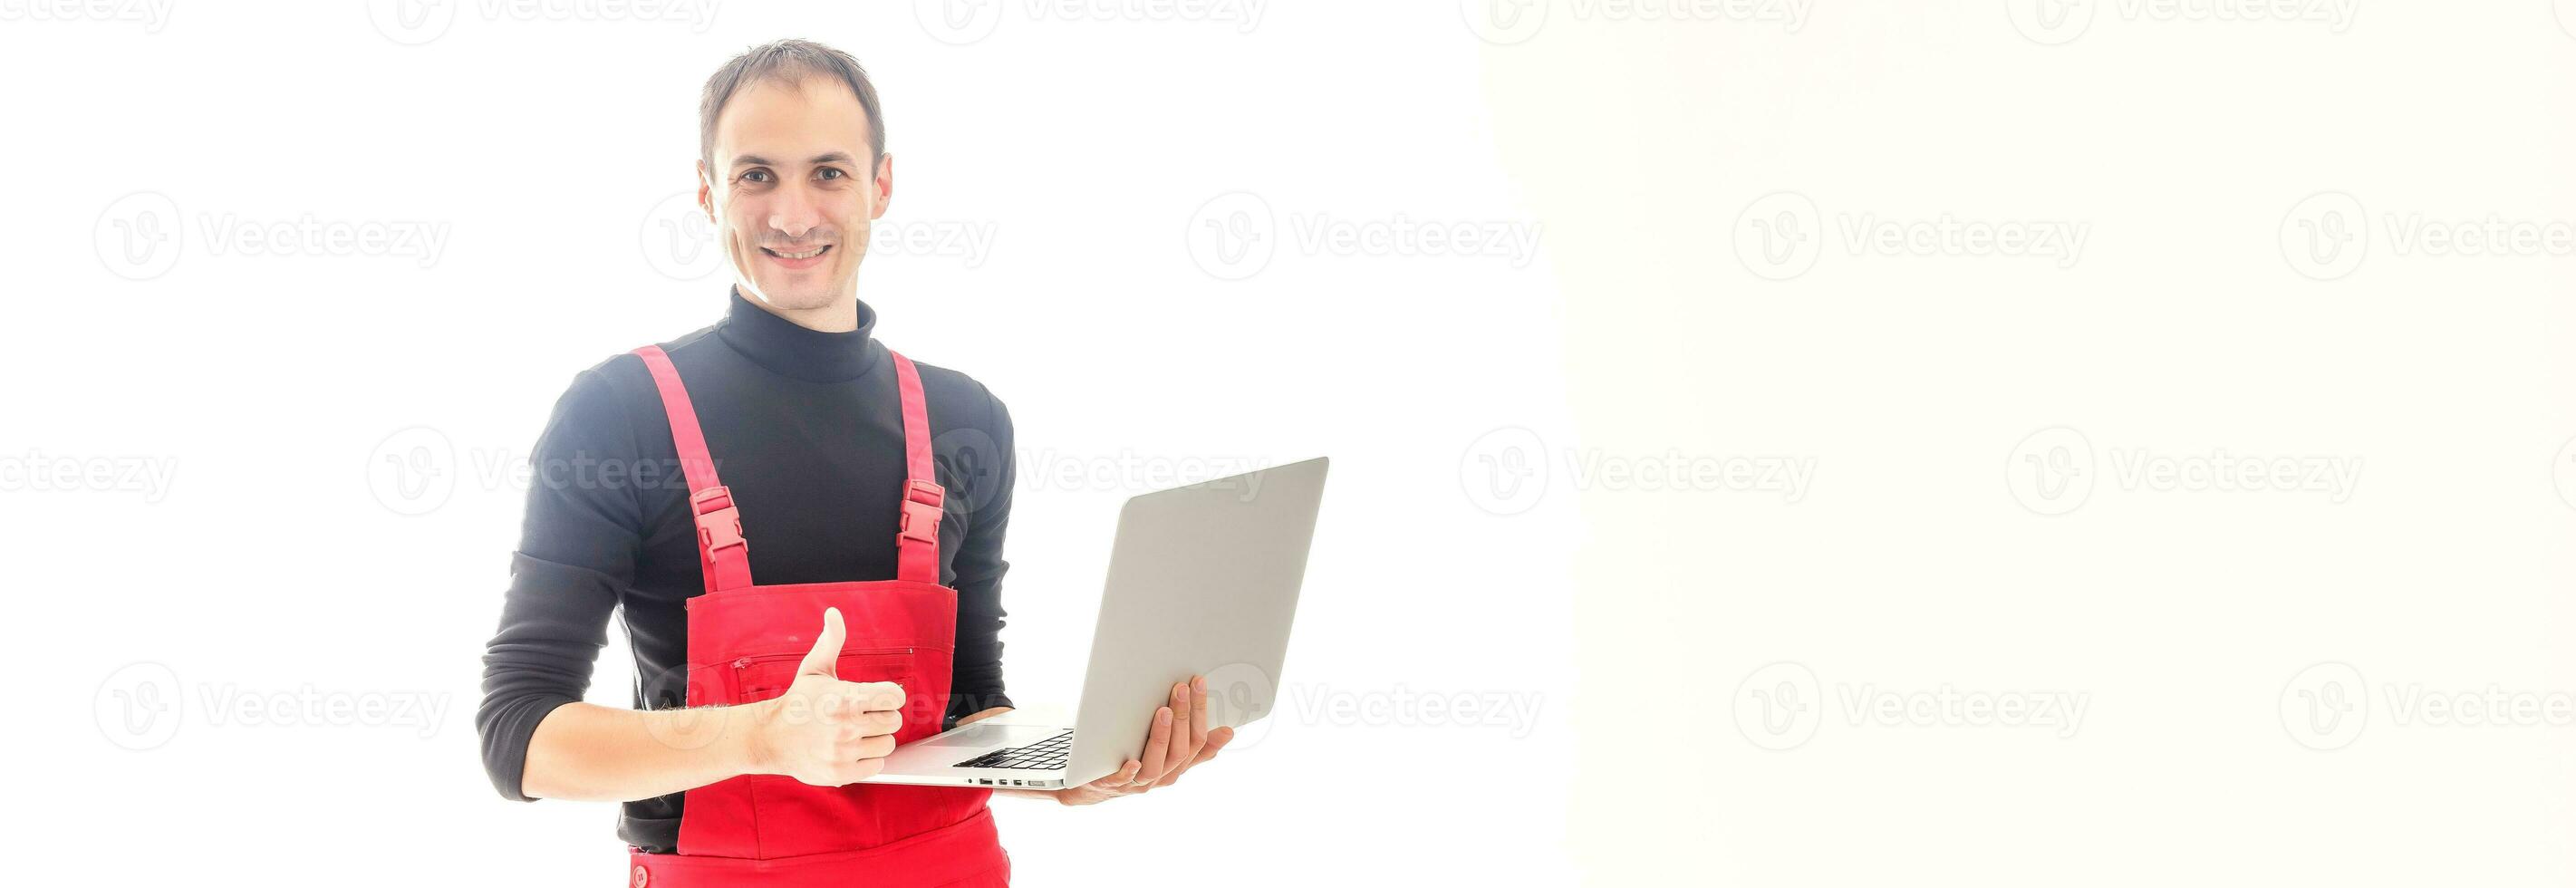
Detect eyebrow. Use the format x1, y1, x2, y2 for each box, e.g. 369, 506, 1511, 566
730, 151, 860, 169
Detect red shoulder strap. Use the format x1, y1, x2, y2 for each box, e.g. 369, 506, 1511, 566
632, 345, 754, 594
890, 351, 945, 585
632, 343, 944, 592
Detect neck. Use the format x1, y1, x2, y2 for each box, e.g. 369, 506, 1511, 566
738, 283, 862, 333
718, 285, 883, 383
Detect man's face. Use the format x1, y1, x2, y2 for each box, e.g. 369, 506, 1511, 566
699, 73, 891, 314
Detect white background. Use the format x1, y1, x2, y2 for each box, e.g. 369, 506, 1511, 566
6, 1, 2573, 885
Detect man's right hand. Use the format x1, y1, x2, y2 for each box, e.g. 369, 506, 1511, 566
747, 607, 907, 787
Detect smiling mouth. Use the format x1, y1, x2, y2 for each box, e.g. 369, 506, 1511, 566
763, 245, 831, 260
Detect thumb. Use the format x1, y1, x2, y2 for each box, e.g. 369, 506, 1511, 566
797, 607, 845, 679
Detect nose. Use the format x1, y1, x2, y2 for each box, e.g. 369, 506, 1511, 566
766, 182, 825, 241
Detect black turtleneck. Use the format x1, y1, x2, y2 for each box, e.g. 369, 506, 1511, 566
476, 289, 1017, 853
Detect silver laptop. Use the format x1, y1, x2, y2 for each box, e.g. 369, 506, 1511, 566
865, 457, 1327, 790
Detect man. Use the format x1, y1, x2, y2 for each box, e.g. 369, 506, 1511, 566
477, 39, 1229, 886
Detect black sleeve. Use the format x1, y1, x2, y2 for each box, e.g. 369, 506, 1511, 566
942, 382, 1016, 729
475, 366, 642, 801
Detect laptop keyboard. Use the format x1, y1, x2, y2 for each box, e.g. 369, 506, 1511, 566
953, 729, 1075, 770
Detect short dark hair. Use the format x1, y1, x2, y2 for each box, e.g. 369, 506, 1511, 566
698, 39, 885, 176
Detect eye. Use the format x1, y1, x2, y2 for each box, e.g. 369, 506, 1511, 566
740, 169, 774, 185
817, 168, 845, 181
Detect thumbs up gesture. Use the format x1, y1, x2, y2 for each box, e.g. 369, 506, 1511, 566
748, 607, 908, 787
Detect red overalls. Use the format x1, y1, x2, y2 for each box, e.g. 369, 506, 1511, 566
624, 343, 1008, 888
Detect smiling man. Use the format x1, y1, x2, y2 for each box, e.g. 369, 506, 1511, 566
476, 39, 1228, 887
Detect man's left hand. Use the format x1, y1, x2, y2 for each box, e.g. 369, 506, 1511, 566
980, 676, 1234, 806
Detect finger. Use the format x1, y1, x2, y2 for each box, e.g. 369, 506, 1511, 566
850, 733, 895, 761
1160, 726, 1234, 788
1087, 760, 1143, 790
844, 680, 907, 713
796, 607, 847, 679
830, 757, 885, 786
843, 709, 902, 738
1193, 725, 1234, 764
1137, 706, 1173, 780
1189, 674, 1211, 744
1166, 681, 1201, 765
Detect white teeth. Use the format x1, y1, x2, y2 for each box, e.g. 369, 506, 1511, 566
770, 246, 826, 259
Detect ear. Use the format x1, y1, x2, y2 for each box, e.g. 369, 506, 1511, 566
870, 152, 894, 221
695, 159, 715, 219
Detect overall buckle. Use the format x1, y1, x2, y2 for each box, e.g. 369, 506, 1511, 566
898, 479, 946, 545
691, 486, 747, 553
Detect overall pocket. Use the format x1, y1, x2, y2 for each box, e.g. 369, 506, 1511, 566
724, 646, 916, 703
